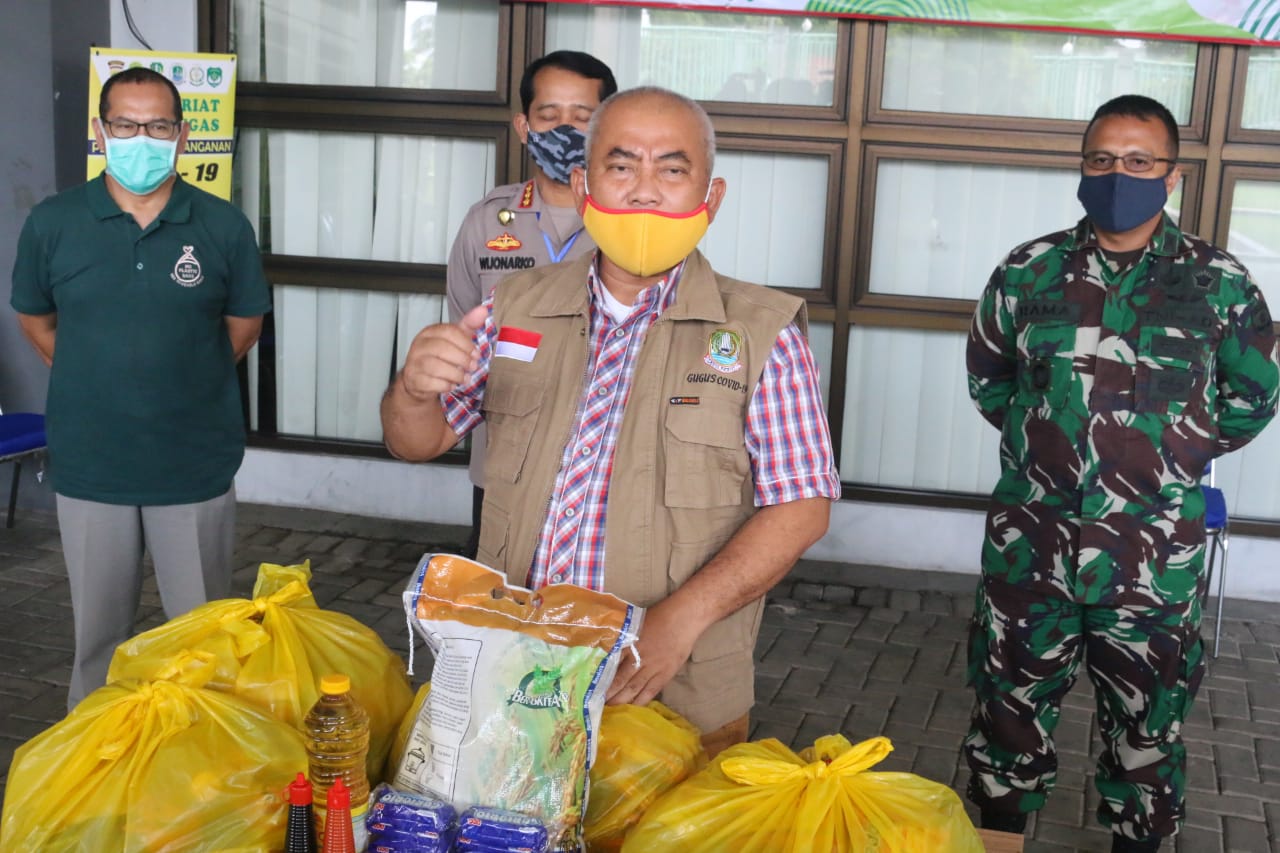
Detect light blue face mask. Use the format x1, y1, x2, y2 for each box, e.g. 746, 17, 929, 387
103, 133, 178, 196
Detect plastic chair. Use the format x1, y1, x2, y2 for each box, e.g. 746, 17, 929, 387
0, 408, 46, 529
1201, 462, 1229, 658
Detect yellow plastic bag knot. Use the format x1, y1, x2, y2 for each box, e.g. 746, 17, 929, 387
252, 579, 308, 613
152, 649, 219, 688
721, 757, 807, 786
95, 681, 195, 760
722, 736, 894, 787
252, 559, 314, 599
824, 735, 894, 776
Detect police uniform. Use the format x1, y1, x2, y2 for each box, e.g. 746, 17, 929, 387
964, 213, 1279, 841
446, 179, 596, 490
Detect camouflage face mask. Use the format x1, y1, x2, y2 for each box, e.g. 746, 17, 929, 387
526, 124, 586, 185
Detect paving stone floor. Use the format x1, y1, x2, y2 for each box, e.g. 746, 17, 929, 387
1, 504, 1278, 852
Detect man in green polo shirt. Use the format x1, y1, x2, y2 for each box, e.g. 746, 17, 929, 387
10, 67, 270, 709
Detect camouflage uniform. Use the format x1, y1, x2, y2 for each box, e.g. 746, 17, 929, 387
964, 213, 1279, 840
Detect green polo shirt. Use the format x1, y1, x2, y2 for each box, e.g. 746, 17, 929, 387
10, 176, 271, 505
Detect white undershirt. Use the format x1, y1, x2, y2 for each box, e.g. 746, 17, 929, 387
598, 282, 635, 324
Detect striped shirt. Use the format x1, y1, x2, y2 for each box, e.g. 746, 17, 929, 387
442, 258, 840, 591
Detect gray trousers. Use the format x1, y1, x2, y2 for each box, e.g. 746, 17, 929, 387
56, 487, 236, 709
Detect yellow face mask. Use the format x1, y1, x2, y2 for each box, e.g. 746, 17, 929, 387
580, 192, 710, 278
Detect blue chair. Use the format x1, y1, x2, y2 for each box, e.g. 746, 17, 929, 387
1201, 462, 1229, 658
0, 410, 46, 529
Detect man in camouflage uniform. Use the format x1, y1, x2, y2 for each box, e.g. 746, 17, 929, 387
446, 50, 616, 557
964, 95, 1278, 853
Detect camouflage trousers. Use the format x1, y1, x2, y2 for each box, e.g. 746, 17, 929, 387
963, 579, 1205, 840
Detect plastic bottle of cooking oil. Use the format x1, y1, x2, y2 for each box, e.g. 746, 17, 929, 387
304, 674, 370, 852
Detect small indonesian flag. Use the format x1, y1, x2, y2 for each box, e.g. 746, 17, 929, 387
495, 326, 542, 362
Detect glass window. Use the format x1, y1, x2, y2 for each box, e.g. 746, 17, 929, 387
807, 322, 833, 410
546, 5, 838, 106
869, 160, 1079, 300
701, 150, 829, 290
236, 127, 492, 443
1215, 423, 1280, 520
882, 25, 1196, 123
867, 158, 1185, 299
1227, 178, 1280, 304
1243, 49, 1280, 130
232, 0, 499, 89
1211, 176, 1280, 519
235, 129, 495, 262
247, 284, 445, 442
840, 327, 1000, 492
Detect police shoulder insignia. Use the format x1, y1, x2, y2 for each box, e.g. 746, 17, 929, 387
519, 180, 535, 209
486, 232, 522, 251
704, 329, 744, 374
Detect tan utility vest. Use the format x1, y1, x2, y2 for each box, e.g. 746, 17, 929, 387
475, 250, 805, 731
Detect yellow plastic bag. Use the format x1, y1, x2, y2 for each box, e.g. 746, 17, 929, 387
621, 735, 985, 853
388, 681, 431, 780
107, 559, 413, 779
584, 702, 704, 852
0, 652, 307, 852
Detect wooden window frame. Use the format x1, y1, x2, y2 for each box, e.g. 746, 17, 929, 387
531, 2, 855, 122
1216, 164, 1280, 245
1227, 46, 1280, 145
209, 0, 515, 107
235, 122, 508, 263
714, 135, 845, 307
865, 23, 1215, 145
853, 143, 1205, 318
202, 6, 1280, 533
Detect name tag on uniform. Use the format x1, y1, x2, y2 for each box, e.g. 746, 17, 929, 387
495, 326, 542, 362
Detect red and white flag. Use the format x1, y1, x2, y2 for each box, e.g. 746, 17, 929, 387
495, 326, 542, 362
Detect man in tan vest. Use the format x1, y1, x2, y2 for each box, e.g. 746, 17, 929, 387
382, 86, 839, 757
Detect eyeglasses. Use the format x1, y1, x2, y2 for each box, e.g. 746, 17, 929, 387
101, 118, 180, 139
1081, 151, 1176, 173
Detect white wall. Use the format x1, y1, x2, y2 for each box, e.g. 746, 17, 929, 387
237, 448, 473, 526
110, 0, 196, 52
237, 448, 1280, 602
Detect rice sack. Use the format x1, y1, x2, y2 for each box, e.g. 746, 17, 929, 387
394, 554, 641, 850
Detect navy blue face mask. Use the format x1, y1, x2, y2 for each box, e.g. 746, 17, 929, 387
526, 124, 586, 185
1076, 171, 1169, 234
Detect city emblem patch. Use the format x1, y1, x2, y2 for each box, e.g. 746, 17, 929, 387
704, 329, 744, 374
170, 245, 204, 287
486, 232, 522, 251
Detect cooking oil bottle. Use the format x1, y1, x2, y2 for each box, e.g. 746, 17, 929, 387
304, 674, 370, 851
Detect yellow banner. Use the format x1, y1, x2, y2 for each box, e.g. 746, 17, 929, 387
88, 48, 237, 201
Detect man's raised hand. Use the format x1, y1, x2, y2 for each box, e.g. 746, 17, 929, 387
399, 304, 488, 400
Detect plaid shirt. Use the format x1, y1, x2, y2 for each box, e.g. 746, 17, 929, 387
442, 258, 840, 591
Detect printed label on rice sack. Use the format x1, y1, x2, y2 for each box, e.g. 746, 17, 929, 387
396, 636, 480, 797
396, 554, 641, 850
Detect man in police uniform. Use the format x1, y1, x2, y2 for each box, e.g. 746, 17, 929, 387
965, 95, 1278, 852
446, 51, 616, 556
10, 68, 270, 708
